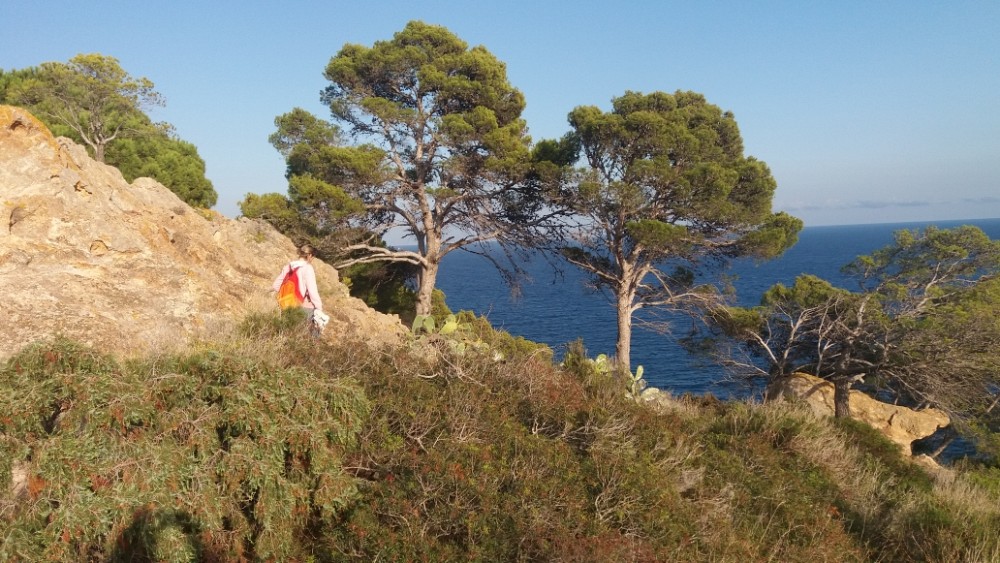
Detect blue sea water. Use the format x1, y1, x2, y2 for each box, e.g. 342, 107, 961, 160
436, 218, 1000, 400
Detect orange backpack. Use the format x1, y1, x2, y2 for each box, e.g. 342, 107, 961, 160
276, 265, 304, 309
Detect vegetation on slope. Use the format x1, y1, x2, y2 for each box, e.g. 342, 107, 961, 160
2, 311, 999, 562
0, 55, 217, 208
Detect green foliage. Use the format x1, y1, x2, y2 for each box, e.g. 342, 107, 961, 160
2, 55, 216, 207
846, 225, 1000, 297
410, 314, 439, 335
556, 89, 802, 370
4, 53, 162, 163
430, 288, 454, 321
561, 340, 656, 401
239, 192, 303, 236
106, 133, 217, 207
0, 336, 368, 561
340, 261, 418, 321
238, 185, 389, 273
564, 90, 784, 233
287, 174, 364, 220
835, 432, 1000, 563
410, 313, 491, 357
268, 106, 343, 157
762, 273, 844, 308
708, 304, 765, 339
626, 364, 648, 399
0, 67, 41, 105
237, 306, 312, 338
696, 404, 873, 560
847, 226, 1000, 444
338, 335, 997, 562
453, 310, 553, 363
559, 339, 605, 368
711, 226, 1000, 458
559, 339, 613, 383
739, 211, 805, 259
257, 20, 549, 316
327, 327, 693, 560
709, 273, 872, 389
625, 219, 689, 250
963, 465, 1000, 496
832, 417, 935, 492
531, 133, 581, 168
893, 274, 1000, 443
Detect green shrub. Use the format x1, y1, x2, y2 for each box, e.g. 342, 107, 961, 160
340, 261, 419, 323
320, 330, 693, 560
238, 307, 310, 338
4, 318, 999, 562
963, 464, 1000, 495
455, 310, 553, 363
0, 337, 368, 561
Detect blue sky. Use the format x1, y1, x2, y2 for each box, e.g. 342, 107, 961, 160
4, 1, 998, 231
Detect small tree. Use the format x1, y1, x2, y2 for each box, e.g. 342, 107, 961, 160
256, 107, 365, 255
7, 53, 163, 163
243, 108, 411, 314
3, 56, 216, 207
267, 21, 560, 316
710, 275, 884, 417
848, 226, 1000, 441
711, 225, 1000, 430
556, 90, 801, 372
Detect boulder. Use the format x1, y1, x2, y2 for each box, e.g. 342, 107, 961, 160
767, 372, 950, 456
0, 105, 406, 359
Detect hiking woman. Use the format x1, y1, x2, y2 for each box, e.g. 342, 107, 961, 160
271, 244, 324, 325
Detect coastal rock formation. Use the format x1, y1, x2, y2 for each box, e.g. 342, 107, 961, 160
0, 105, 406, 359
767, 372, 950, 456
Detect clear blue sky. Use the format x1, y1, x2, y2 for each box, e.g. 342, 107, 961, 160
5, 0, 998, 231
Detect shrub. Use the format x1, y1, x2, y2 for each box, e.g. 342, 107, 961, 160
4, 317, 999, 562
0, 337, 368, 561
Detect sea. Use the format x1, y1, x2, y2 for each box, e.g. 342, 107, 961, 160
436, 218, 1000, 401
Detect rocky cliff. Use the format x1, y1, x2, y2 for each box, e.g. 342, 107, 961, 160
767, 372, 951, 457
0, 105, 405, 359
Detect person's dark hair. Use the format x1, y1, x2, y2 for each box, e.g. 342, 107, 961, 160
298, 244, 315, 259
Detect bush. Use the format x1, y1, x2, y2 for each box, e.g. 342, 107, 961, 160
340, 261, 418, 322
320, 327, 697, 560
4, 319, 1000, 562
0, 337, 368, 561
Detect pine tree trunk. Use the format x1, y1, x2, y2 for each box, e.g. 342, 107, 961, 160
833, 377, 852, 418
616, 297, 632, 374
415, 262, 439, 317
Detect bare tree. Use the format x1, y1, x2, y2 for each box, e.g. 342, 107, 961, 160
710, 225, 1000, 435
710, 275, 884, 417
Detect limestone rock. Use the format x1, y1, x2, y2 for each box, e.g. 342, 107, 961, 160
0, 105, 406, 359
9, 461, 27, 500
766, 372, 950, 456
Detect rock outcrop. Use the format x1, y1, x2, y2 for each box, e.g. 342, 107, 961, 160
0, 105, 406, 359
767, 372, 950, 456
